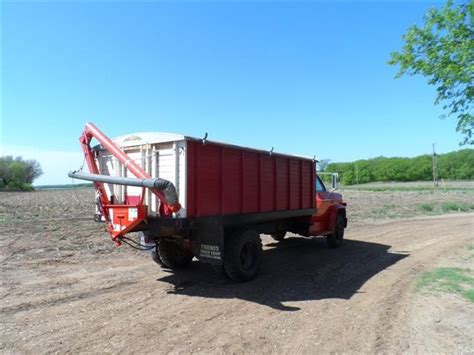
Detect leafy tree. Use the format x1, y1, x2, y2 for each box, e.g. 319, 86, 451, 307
0, 156, 43, 191
341, 168, 355, 185
355, 162, 365, 183
438, 148, 474, 178
389, 0, 474, 145
317, 159, 331, 172
24, 159, 43, 183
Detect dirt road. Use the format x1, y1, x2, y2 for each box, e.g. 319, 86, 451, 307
1, 190, 473, 353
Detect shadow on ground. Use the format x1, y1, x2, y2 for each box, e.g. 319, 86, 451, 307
157, 236, 408, 311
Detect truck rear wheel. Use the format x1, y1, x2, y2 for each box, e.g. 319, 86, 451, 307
158, 240, 194, 269
224, 229, 262, 282
326, 214, 345, 248
151, 243, 164, 266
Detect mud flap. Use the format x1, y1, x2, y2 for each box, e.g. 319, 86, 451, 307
193, 219, 224, 265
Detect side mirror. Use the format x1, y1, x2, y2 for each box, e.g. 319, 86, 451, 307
331, 173, 339, 190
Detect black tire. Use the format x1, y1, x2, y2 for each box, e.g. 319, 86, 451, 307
150, 243, 165, 266
271, 231, 286, 241
224, 229, 263, 282
158, 240, 194, 269
327, 214, 345, 248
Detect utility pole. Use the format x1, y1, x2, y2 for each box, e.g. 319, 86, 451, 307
432, 143, 438, 188
355, 163, 359, 185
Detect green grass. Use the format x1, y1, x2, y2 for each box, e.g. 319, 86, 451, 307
416, 267, 474, 303
419, 203, 435, 212
0, 213, 9, 225
415, 202, 474, 214
441, 202, 474, 212
418, 202, 474, 213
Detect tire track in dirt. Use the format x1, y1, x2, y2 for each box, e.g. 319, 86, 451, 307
287, 214, 473, 354
371, 235, 470, 353
1, 279, 142, 316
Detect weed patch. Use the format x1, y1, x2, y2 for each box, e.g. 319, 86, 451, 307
441, 202, 474, 212
416, 267, 474, 303
419, 203, 435, 212
0, 213, 9, 225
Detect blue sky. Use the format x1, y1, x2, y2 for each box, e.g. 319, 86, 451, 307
1, 0, 460, 185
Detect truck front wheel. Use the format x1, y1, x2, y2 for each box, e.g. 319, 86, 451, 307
326, 214, 345, 248
224, 229, 263, 282
158, 240, 194, 269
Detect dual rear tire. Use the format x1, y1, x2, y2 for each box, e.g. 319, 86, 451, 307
152, 230, 263, 282
223, 229, 263, 282
151, 240, 194, 269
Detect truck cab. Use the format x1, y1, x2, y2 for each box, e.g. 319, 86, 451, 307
309, 174, 348, 247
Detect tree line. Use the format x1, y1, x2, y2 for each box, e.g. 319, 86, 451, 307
0, 156, 43, 191
325, 149, 474, 185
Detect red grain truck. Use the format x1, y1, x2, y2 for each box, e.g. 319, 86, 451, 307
69, 123, 347, 281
